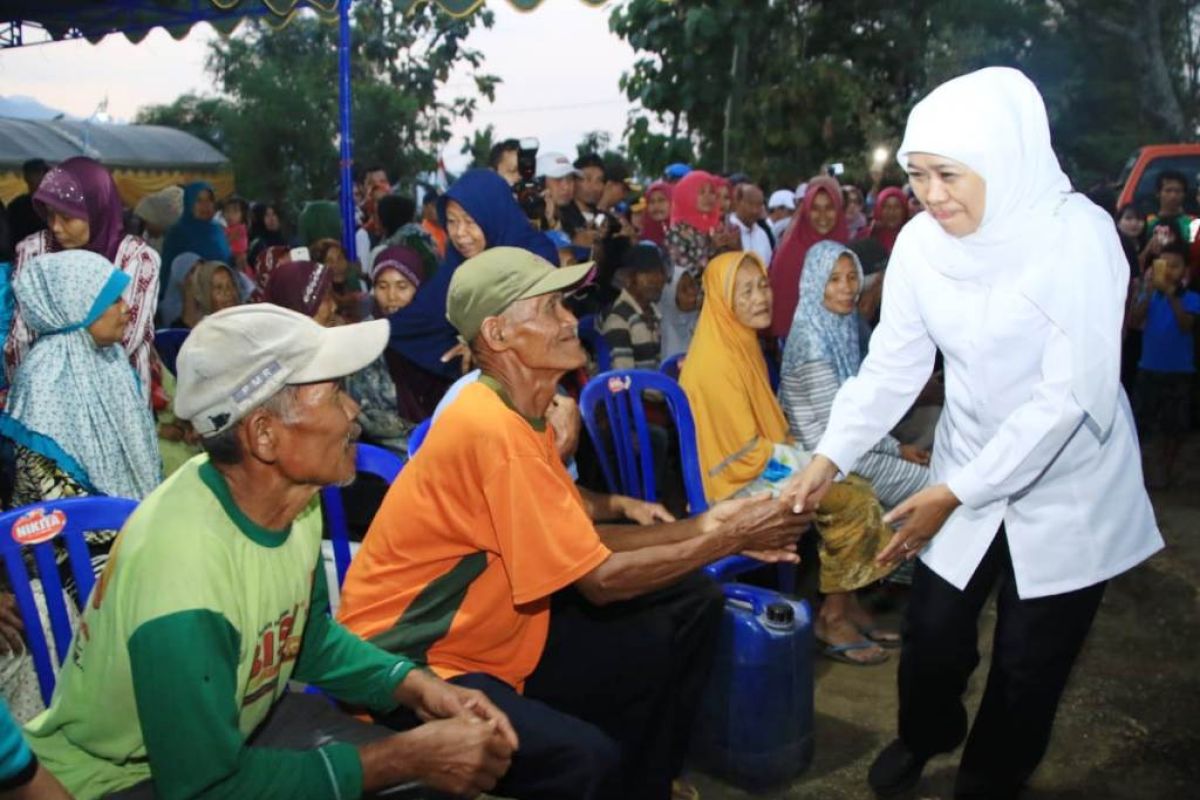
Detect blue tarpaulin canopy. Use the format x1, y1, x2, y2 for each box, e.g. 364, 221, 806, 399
0, 0, 607, 259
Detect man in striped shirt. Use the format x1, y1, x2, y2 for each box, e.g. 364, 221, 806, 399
601, 243, 666, 371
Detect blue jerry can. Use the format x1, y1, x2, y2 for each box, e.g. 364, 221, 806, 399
690, 583, 815, 791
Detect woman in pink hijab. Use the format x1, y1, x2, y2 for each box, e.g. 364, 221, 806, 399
769, 175, 849, 338
665, 170, 724, 277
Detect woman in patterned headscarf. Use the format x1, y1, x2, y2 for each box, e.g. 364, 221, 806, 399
1, 249, 160, 503
779, 241, 929, 510
7, 157, 160, 400
768, 175, 849, 339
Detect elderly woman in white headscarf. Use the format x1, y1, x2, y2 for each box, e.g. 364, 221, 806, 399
783, 68, 1163, 799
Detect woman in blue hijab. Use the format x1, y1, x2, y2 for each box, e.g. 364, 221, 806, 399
158, 182, 232, 305
386, 169, 558, 382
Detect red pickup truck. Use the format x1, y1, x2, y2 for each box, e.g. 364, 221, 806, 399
1116, 144, 1200, 214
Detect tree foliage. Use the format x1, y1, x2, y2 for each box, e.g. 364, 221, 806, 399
611, 0, 1200, 190
460, 123, 497, 168
137, 3, 496, 214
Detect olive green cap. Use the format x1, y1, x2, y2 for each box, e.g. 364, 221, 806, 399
446, 247, 594, 342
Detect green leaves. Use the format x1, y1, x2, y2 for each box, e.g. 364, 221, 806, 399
137, 2, 497, 214
611, 0, 1200, 191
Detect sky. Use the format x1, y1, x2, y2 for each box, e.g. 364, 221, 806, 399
0, 0, 643, 173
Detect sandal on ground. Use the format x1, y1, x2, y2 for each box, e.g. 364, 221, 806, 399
857, 623, 902, 648
818, 638, 889, 666
671, 778, 700, 800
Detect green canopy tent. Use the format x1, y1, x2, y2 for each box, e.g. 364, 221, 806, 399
1, 0, 607, 259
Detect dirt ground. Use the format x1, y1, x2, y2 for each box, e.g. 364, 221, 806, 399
692, 439, 1200, 800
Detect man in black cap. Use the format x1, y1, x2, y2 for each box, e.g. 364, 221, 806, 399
602, 243, 667, 372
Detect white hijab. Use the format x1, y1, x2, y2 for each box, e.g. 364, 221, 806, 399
895, 67, 1125, 434
660, 265, 699, 360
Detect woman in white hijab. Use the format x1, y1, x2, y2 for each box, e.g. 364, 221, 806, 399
783, 68, 1162, 799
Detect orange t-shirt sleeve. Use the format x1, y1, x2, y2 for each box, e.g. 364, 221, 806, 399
482, 453, 611, 607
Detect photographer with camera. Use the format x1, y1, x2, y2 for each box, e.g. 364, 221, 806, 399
534, 151, 580, 233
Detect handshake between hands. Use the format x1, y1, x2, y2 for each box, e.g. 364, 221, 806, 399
777, 454, 961, 568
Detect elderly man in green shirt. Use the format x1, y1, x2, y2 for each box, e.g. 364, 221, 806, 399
25, 305, 517, 799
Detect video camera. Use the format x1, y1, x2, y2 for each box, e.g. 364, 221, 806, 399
513, 137, 546, 227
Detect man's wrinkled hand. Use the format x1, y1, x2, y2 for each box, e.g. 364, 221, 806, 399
397, 669, 519, 750
546, 395, 581, 463
704, 493, 811, 554
392, 717, 515, 796
614, 496, 676, 526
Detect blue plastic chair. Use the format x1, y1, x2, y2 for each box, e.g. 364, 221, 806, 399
0, 496, 139, 705
154, 328, 190, 375
764, 342, 781, 393
579, 370, 762, 582
406, 417, 432, 459
320, 443, 404, 588
576, 314, 613, 374
660, 352, 686, 381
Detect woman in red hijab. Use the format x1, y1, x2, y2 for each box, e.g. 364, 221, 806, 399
860, 186, 909, 254
665, 170, 723, 277
769, 176, 849, 338
640, 180, 673, 247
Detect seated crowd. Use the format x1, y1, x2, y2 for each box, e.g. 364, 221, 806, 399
0, 131, 1192, 800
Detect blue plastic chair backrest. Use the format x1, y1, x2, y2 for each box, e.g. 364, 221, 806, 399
154, 328, 190, 375
320, 443, 404, 588
0, 496, 139, 705
576, 314, 613, 374
579, 369, 708, 514
579, 369, 776, 585
406, 417, 432, 459
660, 352, 686, 381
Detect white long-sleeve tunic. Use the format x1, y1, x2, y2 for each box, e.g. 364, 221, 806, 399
816, 231, 1162, 599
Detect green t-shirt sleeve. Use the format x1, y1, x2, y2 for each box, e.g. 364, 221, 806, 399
292, 564, 415, 712
129, 610, 363, 800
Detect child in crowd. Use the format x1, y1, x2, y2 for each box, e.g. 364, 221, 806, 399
1130, 240, 1200, 488
220, 196, 250, 274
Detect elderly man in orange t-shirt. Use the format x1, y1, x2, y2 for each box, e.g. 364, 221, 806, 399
338, 247, 811, 800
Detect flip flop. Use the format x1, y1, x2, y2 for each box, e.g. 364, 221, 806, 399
858, 624, 902, 649
818, 638, 890, 666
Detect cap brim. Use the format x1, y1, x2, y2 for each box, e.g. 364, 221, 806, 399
517, 261, 596, 302
292, 318, 389, 384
